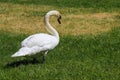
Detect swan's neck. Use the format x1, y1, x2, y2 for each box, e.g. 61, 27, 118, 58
44, 15, 59, 40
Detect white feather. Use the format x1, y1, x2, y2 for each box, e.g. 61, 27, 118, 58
11, 10, 61, 57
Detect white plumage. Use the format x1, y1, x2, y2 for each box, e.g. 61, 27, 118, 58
11, 10, 61, 62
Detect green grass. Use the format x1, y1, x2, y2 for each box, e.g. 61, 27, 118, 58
0, 0, 120, 16
0, 0, 120, 9
0, 0, 120, 80
0, 28, 120, 80
0, 0, 120, 13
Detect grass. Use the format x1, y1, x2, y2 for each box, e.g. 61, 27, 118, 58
0, 28, 120, 80
0, 0, 120, 80
0, 2, 120, 35
0, 0, 120, 9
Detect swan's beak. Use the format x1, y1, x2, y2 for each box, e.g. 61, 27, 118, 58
57, 15, 61, 24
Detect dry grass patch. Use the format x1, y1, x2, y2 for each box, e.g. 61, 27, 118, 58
62, 13, 120, 35
0, 2, 120, 35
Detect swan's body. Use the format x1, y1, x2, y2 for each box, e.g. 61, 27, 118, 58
11, 10, 61, 62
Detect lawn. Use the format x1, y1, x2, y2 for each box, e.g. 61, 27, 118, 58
0, 0, 120, 80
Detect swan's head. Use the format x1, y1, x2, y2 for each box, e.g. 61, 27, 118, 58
46, 10, 62, 24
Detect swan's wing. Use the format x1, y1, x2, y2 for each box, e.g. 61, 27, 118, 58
21, 33, 58, 49
12, 33, 59, 57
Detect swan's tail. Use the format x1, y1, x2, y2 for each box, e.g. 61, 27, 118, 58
11, 47, 32, 57
11, 46, 42, 57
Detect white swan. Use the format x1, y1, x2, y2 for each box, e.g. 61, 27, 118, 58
11, 10, 61, 62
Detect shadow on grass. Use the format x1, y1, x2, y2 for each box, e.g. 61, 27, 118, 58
4, 59, 43, 68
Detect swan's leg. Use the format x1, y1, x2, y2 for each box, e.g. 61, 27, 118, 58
30, 46, 50, 63
42, 51, 48, 63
